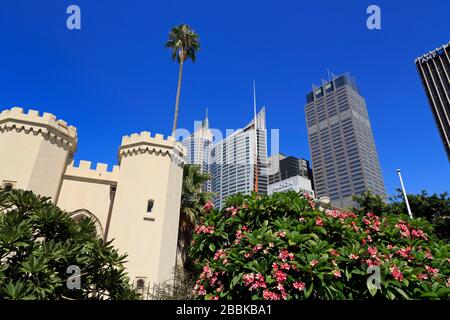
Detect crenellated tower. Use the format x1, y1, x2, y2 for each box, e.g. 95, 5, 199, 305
0, 107, 77, 200
0, 106, 186, 294
107, 131, 185, 288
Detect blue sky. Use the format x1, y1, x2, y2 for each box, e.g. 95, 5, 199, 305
0, 0, 449, 196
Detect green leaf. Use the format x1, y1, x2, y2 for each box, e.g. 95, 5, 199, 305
230, 273, 243, 289
304, 282, 314, 299
345, 268, 352, 281
394, 287, 410, 300
209, 243, 216, 252
386, 290, 396, 300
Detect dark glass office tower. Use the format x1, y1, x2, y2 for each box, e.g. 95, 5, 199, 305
305, 73, 386, 208
415, 41, 450, 162
280, 156, 311, 181
268, 154, 313, 187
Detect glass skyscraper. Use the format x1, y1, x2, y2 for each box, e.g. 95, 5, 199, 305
415, 41, 450, 162
181, 113, 212, 192
305, 73, 386, 208
268, 153, 313, 187
210, 108, 268, 208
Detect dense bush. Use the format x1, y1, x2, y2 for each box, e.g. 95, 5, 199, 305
190, 191, 450, 300
0, 189, 138, 300
353, 190, 450, 242
390, 191, 450, 242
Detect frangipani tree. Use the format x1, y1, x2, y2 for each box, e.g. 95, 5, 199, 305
189, 191, 450, 300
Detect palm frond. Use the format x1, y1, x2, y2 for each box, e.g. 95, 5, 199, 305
164, 24, 200, 63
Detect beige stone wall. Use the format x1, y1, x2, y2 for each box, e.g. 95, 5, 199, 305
0, 107, 186, 293
0, 107, 76, 200
107, 132, 185, 287
56, 160, 120, 238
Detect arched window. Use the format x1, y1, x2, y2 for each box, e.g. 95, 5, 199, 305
135, 278, 146, 296
70, 209, 104, 237
136, 279, 145, 289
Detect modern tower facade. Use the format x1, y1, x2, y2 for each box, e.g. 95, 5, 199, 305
305, 73, 386, 208
267, 153, 314, 197
210, 108, 268, 208
415, 41, 450, 162
268, 153, 313, 186
181, 112, 212, 192
267, 153, 286, 185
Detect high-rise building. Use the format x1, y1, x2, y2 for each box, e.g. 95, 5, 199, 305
181, 111, 212, 192
267, 153, 286, 185
305, 73, 386, 208
415, 41, 450, 162
210, 108, 268, 208
267, 153, 314, 197
268, 153, 313, 187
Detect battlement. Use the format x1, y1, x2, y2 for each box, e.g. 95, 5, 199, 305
64, 160, 119, 184
0, 107, 77, 150
120, 131, 186, 159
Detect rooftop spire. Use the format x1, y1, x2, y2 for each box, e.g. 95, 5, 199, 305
202, 106, 209, 130
253, 80, 257, 130
253, 80, 259, 193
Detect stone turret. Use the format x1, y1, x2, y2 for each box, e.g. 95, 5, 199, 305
0, 106, 187, 293
0, 107, 77, 200
107, 131, 186, 287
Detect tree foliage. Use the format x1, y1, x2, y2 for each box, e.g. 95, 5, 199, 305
352, 191, 388, 216
189, 191, 450, 300
354, 190, 450, 242
164, 24, 200, 63
0, 189, 138, 300
164, 24, 200, 135
178, 164, 213, 268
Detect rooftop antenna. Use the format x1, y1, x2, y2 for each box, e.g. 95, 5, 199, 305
327, 68, 331, 81
253, 80, 259, 193
253, 81, 257, 129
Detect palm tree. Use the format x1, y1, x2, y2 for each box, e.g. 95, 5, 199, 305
164, 24, 200, 136
177, 164, 211, 268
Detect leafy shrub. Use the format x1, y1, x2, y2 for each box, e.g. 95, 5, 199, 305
353, 190, 450, 242
189, 191, 450, 300
0, 189, 138, 300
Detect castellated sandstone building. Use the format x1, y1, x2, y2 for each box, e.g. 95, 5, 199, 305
0, 106, 186, 290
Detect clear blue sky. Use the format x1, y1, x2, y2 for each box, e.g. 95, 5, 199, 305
0, 0, 449, 196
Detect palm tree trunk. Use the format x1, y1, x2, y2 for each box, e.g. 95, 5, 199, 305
172, 57, 184, 136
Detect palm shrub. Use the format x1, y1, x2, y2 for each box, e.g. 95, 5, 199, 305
0, 189, 138, 300
189, 191, 450, 300
178, 164, 212, 269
